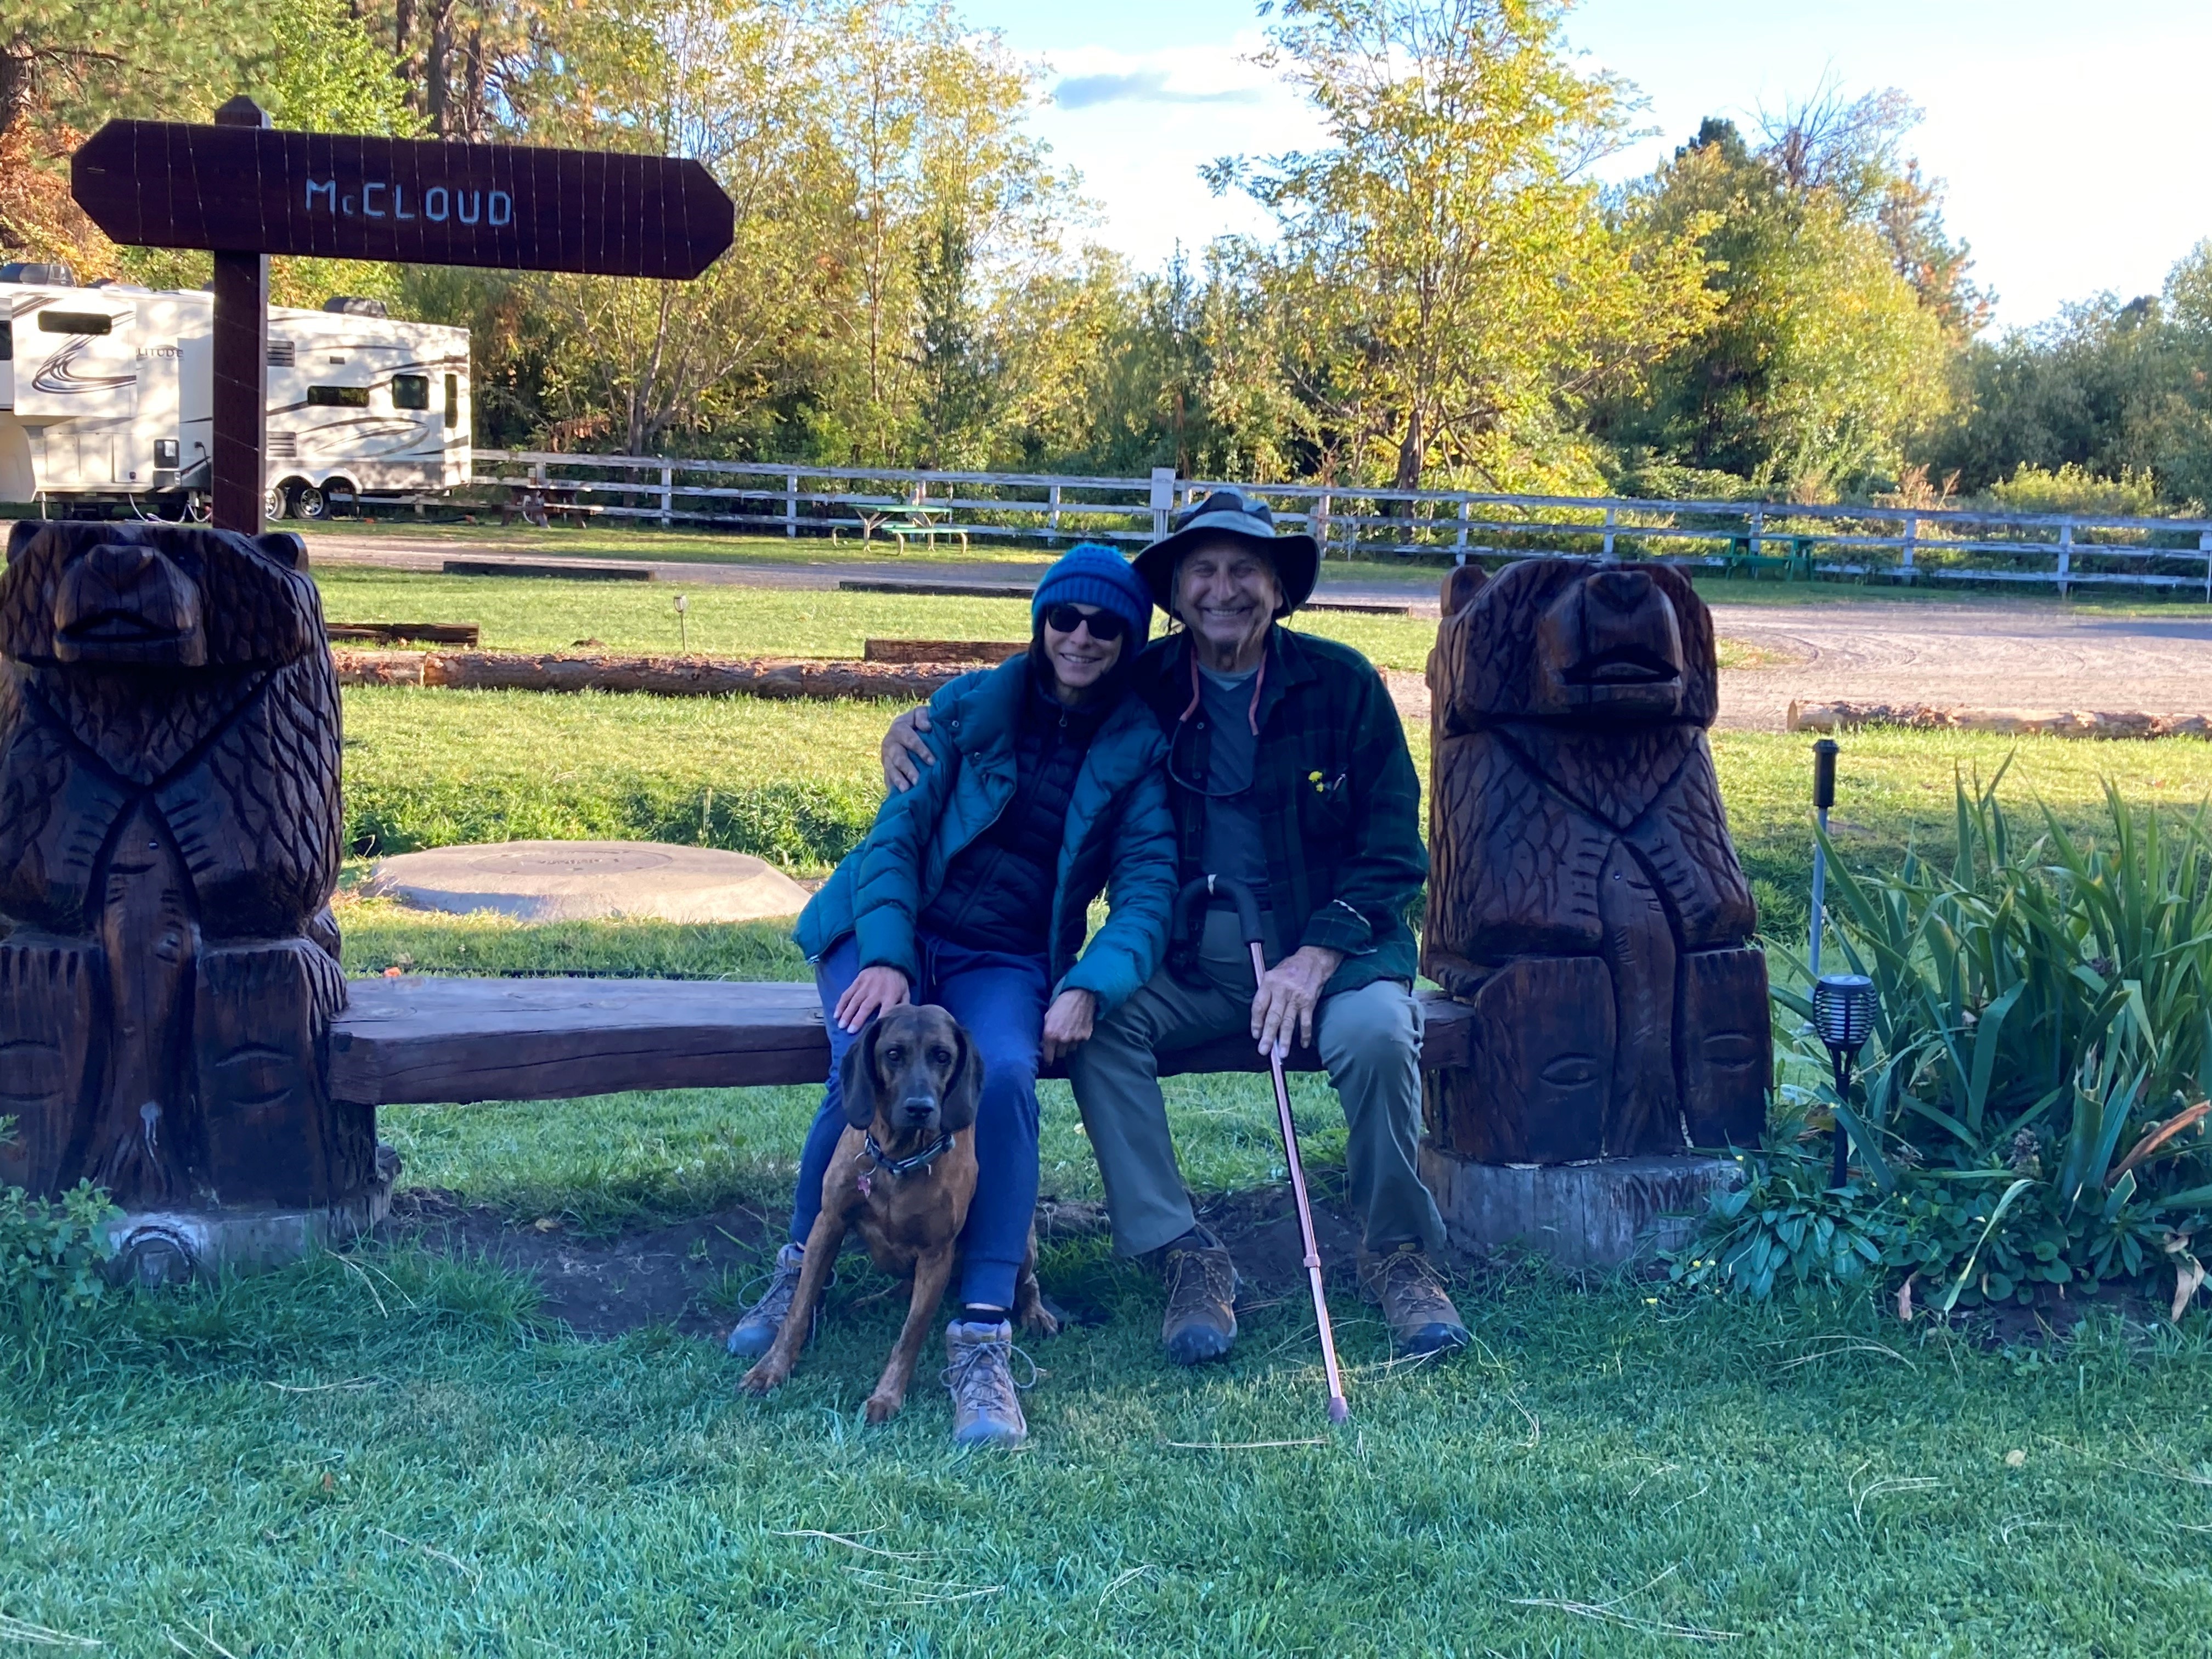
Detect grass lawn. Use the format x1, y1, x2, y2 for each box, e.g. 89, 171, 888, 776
14, 591, 2212, 1653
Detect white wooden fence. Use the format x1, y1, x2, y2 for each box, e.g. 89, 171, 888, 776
473, 450, 2212, 594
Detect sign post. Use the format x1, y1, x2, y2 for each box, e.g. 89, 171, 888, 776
71, 105, 736, 533
208, 97, 272, 533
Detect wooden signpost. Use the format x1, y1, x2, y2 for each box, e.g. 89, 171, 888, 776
70, 97, 736, 532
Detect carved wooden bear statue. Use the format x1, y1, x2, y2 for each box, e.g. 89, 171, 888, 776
0, 521, 367, 1211
1422, 559, 1769, 1163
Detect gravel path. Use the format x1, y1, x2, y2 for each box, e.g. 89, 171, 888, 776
303, 535, 2212, 733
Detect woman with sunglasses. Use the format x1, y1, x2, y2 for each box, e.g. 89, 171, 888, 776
727, 544, 1174, 1448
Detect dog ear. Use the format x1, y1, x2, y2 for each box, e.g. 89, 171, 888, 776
941, 1022, 985, 1133
838, 1017, 883, 1131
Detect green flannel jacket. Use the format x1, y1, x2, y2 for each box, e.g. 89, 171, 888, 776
1129, 625, 1426, 995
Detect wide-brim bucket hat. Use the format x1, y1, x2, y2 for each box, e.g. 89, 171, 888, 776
1133, 487, 1321, 617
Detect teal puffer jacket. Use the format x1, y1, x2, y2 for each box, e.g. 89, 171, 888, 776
795, 656, 1177, 1012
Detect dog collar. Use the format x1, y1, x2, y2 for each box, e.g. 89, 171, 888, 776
863, 1131, 955, 1180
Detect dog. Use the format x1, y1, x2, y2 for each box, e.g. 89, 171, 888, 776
739, 1003, 1057, 1423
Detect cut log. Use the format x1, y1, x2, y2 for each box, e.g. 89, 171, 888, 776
838, 578, 1034, 599
329, 975, 1477, 1105
1787, 699, 2212, 740
863, 638, 1026, 664
442, 558, 654, 581
326, 621, 482, 646
329, 648, 963, 701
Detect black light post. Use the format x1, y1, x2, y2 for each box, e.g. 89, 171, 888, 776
1813, 973, 1877, 1187
1809, 738, 1839, 975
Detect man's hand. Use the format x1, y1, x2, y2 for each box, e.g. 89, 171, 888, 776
833, 965, 911, 1034
1250, 946, 1344, 1059
1040, 988, 1099, 1065
881, 706, 936, 792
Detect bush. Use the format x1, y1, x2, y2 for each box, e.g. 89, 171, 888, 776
0, 1176, 119, 1329
1983, 462, 2167, 518
1682, 770, 2212, 1314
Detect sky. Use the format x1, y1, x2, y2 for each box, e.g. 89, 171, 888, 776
955, 0, 2212, 332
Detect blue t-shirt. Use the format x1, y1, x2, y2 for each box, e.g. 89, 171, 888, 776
1197, 663, 1268, 903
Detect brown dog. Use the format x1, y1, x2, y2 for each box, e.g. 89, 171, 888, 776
740, 1004, 1056, 1423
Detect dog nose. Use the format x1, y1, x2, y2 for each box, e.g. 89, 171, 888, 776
903, 1099, 937, 1121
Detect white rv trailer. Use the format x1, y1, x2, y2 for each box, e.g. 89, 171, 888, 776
0, 272, 470, 521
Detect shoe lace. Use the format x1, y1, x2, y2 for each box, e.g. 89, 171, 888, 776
940, 1335, 1037, 1416
1164, 1244, 1234, 1317
743, 1251, 805, 1324
1378, 1247, 1450, 1310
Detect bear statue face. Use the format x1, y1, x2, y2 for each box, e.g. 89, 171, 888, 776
0, 521, 323, 672
1435, 557, 1719, 733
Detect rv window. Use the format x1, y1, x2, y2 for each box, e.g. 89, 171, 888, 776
307, 385, 370, 408
0, 320, 10, 362
444, 374, 459, 428
38, 311, 112, 335
392, 374, 431, 410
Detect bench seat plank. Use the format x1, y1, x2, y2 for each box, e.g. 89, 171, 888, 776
330, 977, 1475, 1107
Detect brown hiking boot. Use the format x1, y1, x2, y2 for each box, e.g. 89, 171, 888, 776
1358, 1243, 1469, 1357
1160, 1225, 1239, 1365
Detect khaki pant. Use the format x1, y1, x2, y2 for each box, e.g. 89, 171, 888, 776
1068, 908, 1446, 1258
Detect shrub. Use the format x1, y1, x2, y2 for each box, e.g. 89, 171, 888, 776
1682, 770, 2212, 1315
1983, 462, 2168, 518
0, 1174, 119, 1328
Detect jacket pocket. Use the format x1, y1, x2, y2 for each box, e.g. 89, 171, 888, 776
1299, 770, 1354, 843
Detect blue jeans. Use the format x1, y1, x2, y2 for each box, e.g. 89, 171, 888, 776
791, 930, 1049, 1311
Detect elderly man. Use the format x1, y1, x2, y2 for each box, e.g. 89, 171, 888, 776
884, 488, 1466, 1365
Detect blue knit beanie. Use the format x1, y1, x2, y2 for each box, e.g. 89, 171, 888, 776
1032, 543, 1153, 643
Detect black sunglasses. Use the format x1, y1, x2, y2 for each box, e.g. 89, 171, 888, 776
1042, 603, 1131, 642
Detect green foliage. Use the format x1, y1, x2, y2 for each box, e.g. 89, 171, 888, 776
1929, 247, 2212, 510
0, 1170, 119, 1330
1673, 1156, 1899, 1304
1208, 0, 1712, 494
1985, 462, 2168, 518
1601, 108, 1957, 499
1697, 769, 2212, 1311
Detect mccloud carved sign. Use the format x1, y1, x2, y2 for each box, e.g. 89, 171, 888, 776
71, 122, 734, 280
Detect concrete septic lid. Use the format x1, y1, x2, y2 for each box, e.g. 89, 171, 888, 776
365, 840, 811, 924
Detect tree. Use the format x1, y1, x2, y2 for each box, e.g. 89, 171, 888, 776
1206, 0, 1711, 494
1600, 107, 1959, 498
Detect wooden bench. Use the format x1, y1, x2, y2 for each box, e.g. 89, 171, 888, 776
328, 976, 1477, 1107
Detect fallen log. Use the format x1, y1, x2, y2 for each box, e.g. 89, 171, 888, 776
327, 620, 482, 646
863, 637, 1025, 664
1787, 699, 2212, 739
331, 647, 966, 701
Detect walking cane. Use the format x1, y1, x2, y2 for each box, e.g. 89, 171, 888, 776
1176, 874, 1351, 1424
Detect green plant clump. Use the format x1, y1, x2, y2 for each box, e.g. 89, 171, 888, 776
0, 1173, 119, 1329
1682, 768, 2212, 1315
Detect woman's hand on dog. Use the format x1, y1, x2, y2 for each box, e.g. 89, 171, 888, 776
1040, 989, 1098, 1064
834, 965, 912, 1032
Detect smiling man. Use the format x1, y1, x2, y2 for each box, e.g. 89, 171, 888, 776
884, 489, 1466, 1365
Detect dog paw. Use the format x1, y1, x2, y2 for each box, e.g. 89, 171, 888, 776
862, 1391, 905, 1425
1018, 1300, 1060, 1339
739, 1361, 787, 1395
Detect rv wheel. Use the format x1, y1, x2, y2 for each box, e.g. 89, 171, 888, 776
289, 482, 332, 521
266, 484, 289, 521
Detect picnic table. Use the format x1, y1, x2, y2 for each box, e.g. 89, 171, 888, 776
836, 500, 970, 554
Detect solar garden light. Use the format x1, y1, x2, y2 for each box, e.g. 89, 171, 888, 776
674, 592, 689, 653
1812, 972, 1877, 1188
1808, 738, 1838, 975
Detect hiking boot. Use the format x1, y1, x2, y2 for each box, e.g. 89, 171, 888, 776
1358, 1242, 1469, 1357
943, 1319, 1028, 1448
1160, 1226, 1239, 1365
725, 1243, 817, 1358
